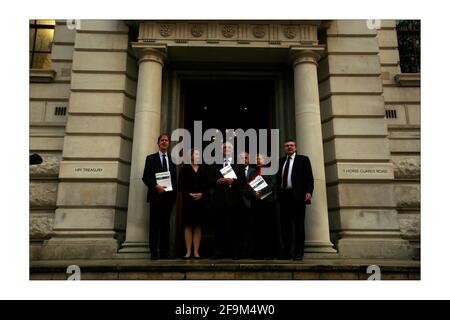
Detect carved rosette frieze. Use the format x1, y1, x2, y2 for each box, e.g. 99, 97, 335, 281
222, 24, 237, 38
283, 26, 297, 39
138, 22, 319, 46
159, 24, 173, 37
252, 25, 266, 38
191, 24, 204, 37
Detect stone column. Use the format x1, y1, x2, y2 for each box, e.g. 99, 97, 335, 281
119, 45, 167, 257
291, 48, 336, 255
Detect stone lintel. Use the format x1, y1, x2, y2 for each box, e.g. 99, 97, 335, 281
30, 69, 57, 83
394, 73, 421, 87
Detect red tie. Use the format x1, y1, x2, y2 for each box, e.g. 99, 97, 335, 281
282, 156, 290, 188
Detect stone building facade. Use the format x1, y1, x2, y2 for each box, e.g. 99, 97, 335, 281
29, 20, 420, 262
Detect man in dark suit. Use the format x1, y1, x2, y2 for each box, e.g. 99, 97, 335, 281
142, 134, 177, 259
277, 139, 314, 260
240, 151, 257, 258
209, 142, 245, 259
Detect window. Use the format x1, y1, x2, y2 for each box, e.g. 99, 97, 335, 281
29, 20, 55, 69
396, 20, 420, 73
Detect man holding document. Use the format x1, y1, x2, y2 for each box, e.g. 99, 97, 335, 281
210, 141, 245, 259
142, 134, 177, 259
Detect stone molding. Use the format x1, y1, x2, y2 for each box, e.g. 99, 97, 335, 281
30, 69, 56, 83
138, 22, 319, 47
394, 73, 420, 87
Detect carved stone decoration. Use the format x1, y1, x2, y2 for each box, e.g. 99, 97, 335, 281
30, 182, 58, 208
393, 158, 420, 179
222, 24, 236, 38
29, 154, 61, 178
30, 216, 54, 239
160, 24, 173, 37
252, 25, 266, 38
398, 214, 420, 240
395, 184, 420, 208
191, 24, 204, 37
284, 26, 297, 39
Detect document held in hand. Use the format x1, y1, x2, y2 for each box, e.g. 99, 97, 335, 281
220, 164, 238, 179
155, 171, 173, 192
249, 175, 272, 200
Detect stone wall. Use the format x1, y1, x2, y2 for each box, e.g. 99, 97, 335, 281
319, 20, 412, 259
377, 20, 421, 258
29, 20, 76, 260
40, 20, 138, 260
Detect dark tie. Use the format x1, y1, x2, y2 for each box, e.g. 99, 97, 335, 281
161, 154, 168, 172
282, 156, 290, 188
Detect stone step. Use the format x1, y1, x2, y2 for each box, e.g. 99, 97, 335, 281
30, 259, 420, 280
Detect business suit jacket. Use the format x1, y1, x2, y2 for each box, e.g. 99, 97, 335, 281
209, 163, 246, 208
242, 166, 257, 209
277, 154, 314, 202
142, 152, 177, 204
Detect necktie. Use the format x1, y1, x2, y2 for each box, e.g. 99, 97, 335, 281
224, 159, 229, 167
282, 156, 290, 188
162, 154, 168, 172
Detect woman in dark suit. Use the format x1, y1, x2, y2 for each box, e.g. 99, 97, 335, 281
248, 153, 279, 259
178, 149, 208, 259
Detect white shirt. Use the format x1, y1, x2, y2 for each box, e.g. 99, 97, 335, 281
281, 153, 295, 189
244, 165, 249, 180
159, 150, 169, 171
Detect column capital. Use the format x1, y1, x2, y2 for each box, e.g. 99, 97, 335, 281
289, 46, 325, 68
131, 42, 167, 66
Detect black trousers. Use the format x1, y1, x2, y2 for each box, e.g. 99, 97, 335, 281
279, 189, 306, 257
253, 201, 279, 259
242, 206, 256, 258
149, 196, 174, 258
214, 203, 244, 258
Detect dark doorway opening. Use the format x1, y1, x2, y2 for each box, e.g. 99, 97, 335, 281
176, 78, 276, 258
182, 79, 274, 136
